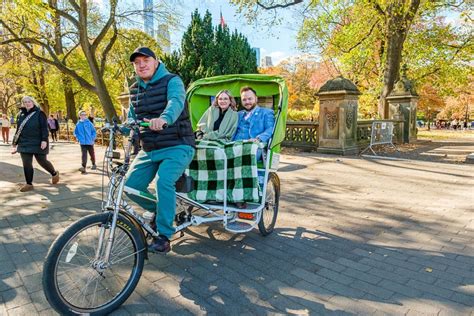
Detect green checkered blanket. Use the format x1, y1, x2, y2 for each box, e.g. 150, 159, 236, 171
187, 140, 260, 203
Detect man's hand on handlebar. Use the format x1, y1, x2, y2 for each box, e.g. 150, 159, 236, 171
143, 117, 168, 131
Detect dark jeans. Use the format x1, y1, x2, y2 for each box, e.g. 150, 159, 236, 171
20, 153, 57, 185
2, 127, 9, 143
81, 145, 96, 167
50, 129, 58, 141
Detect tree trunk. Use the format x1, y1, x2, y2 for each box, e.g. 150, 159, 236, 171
30, 66, 50, 115
51, 0, 77, 123
92, 69, 118, 121
63, 76, 78, 123
81, 42, 118, 121
378, 0, 421, 119
78, 1, 118, 121
38, 63, 50, 115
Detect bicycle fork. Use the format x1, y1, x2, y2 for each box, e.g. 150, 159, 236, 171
94, 176, 127, 265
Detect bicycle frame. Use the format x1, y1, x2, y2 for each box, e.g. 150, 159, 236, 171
97, 120, 273, 264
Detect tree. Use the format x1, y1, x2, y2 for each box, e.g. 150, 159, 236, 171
417, 83, 445, 130
260, 56, 338, 120
0, 1, 174, 121
165, 10, 258, 87
231, 0, 473, 118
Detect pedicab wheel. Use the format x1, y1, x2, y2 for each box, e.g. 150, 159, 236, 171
258, 172, 280, 236
42, 213, 146, 315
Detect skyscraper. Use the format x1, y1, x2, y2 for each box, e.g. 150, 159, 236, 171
143, 0, 154, 37
261, 56, 273, 68
252, 47, 260, 67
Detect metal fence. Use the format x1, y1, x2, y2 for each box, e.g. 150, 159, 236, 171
360, 120, 397, 155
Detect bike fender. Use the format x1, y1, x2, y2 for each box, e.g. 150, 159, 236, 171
119, 211, 149, 260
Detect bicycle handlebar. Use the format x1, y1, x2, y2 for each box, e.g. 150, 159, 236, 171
101, 120, 167, 133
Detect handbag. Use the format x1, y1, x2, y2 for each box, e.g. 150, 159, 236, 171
12, 111, 37, 145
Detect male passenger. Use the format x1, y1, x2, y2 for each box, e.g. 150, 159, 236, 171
233, 86, 275, 152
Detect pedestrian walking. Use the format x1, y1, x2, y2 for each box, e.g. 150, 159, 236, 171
74, 110, 97, 173
47, 114, 59, 142
1, 113, 11, 143
11, 96, 60, 192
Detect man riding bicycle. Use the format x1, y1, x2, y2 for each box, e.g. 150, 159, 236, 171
125, 47, 195, 253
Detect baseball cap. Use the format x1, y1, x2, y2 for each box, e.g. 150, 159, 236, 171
129, 47, 156, 62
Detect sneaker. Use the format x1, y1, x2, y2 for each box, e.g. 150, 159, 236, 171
52, 171, 59, 184
20, 184, 34, 192
79, 167, 86, 174
148, 235, 171, 253
91, 164, 97, 170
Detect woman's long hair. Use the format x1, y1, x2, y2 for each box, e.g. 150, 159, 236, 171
211, 90, 237, 111
21, 96, 40, 108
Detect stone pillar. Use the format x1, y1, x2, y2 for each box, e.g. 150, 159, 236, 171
117, 92, 130, 121
317, 77, 360, 155
387, 76, 418, 143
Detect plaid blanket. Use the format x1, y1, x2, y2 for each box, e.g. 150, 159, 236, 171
187, 140, 260, 203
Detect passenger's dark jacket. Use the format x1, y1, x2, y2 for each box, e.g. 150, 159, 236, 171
16, 106, 49, 155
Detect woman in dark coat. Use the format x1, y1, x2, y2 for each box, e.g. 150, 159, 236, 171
12, 96, 59, 192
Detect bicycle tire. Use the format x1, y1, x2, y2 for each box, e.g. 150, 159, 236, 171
258, 172, 280, 236
42, 212, 145, 315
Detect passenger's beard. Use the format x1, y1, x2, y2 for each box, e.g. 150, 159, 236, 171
245, 103, 257, 112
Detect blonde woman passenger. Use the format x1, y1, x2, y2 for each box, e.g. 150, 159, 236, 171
197, 90, 238, 142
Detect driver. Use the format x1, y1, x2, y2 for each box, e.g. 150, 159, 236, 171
125, 47, 195, 253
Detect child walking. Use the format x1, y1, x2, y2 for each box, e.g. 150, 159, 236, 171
74, 110, 97, 173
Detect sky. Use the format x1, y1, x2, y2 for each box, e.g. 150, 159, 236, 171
168, 0, 304, 65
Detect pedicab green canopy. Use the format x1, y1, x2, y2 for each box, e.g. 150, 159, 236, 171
186, 74, 288, 150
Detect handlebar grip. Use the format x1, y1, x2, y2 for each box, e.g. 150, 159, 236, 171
139, 122, 168, 129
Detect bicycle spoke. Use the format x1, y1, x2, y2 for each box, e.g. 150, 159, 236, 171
53, 220, 139, 310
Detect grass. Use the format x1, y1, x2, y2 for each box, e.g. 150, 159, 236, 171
417, 128, 474, 140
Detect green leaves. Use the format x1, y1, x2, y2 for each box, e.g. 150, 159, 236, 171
165, 9, 258, 87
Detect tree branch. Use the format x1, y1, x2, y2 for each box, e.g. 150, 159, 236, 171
0, 21, 96, 92
100, 24, 118, 75
368, 0, 385, 16
340, 19, 380, 53
91, 0, 117, 51
68, 0, 80, 13
61, 42, 81, 63
404, 0, 421, 25
256, 0, 303, 10
46, 3, 80, 28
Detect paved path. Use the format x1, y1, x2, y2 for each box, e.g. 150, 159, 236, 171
0, 141, 473, 315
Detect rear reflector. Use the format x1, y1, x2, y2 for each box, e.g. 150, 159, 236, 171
238, 212, 254, 220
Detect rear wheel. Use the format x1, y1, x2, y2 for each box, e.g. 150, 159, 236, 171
42, 213, 145, 315
258, 172, 280, 236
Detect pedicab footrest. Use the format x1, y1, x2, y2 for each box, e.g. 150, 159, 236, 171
226, 221, 255, 233
202, 202, 261, 213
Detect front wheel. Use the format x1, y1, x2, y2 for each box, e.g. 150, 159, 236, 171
258, 172, 280, 236
42, 213, 146, 315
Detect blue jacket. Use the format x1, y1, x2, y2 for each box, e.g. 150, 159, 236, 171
233, 106, 275, 143
74, 119, 96, 145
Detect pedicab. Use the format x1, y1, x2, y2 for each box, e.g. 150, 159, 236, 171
41, 74, 288, 315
